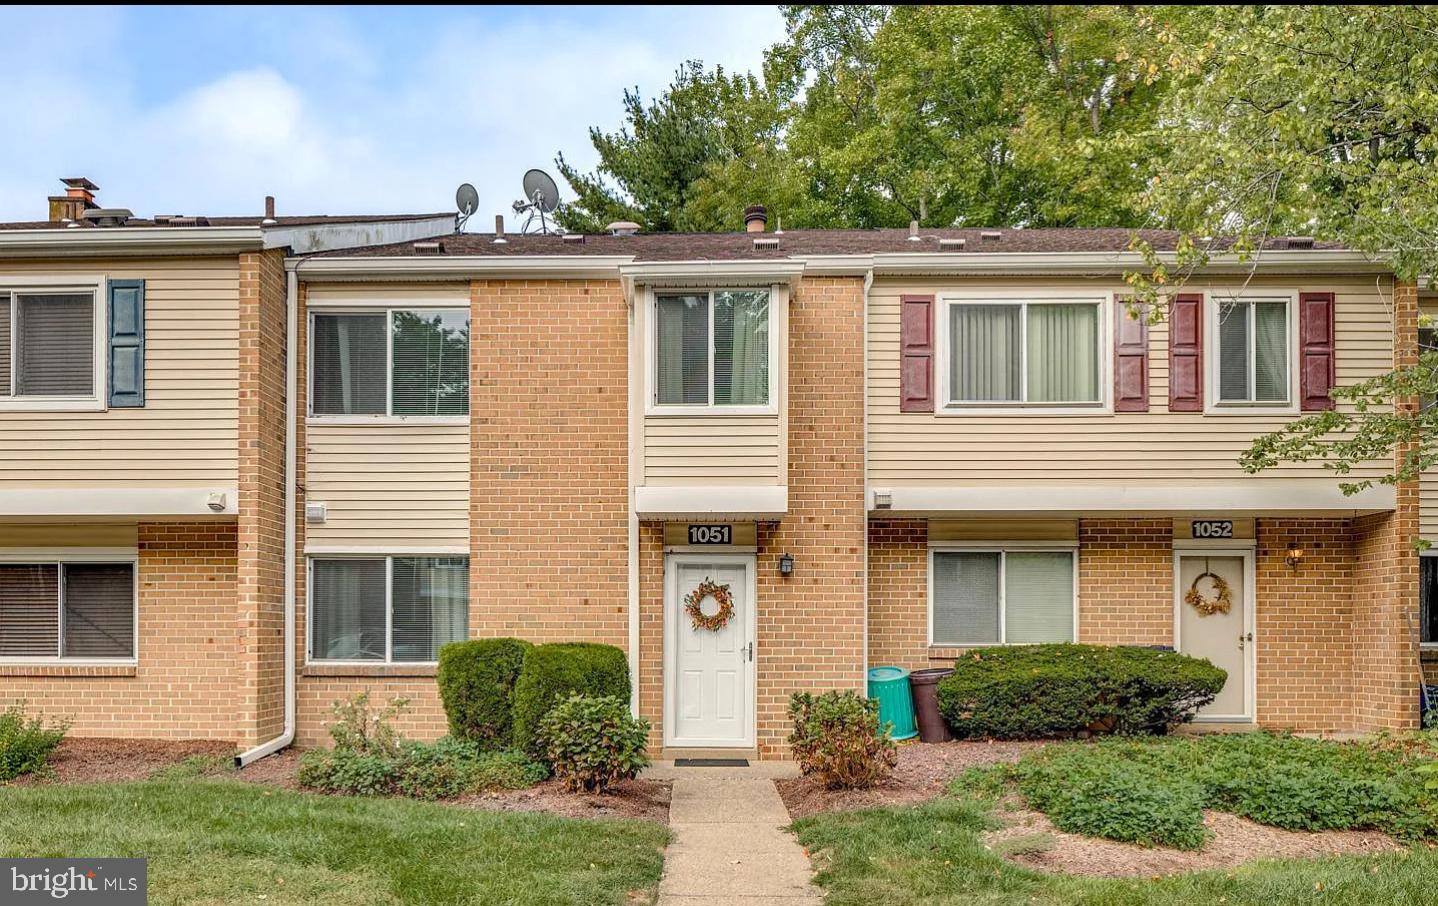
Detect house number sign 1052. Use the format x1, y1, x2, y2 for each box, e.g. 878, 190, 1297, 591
1192, 520, 1234, 539
687, 525, 732, 545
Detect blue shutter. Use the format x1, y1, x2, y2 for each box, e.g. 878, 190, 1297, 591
107, 280, 144, 407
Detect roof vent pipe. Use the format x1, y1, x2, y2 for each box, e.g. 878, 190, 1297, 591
744, 204, 768, 233
262, 195, 276, 225
494, 214, 507, 244
607, 221, 640, 236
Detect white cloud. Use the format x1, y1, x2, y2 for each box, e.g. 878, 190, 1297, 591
0, 6, 787, 224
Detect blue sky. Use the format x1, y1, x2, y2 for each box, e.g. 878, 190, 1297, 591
0, 5, 786, 223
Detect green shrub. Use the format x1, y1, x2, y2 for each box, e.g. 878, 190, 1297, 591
0, 704, 68, 781
437, 638, 532, 750
512, 643, 630, 758
539, 694, 650, 793
935, 644, 1226, 739
788, 690, 898, 790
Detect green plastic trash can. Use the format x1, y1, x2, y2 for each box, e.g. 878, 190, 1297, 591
867, 666, 918, 741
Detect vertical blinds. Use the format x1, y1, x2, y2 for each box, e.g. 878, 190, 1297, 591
951, 305, 1021, 402
16, 293, 93, 396
311, 558, 387, 661
656, 294, 709, 404
312, 314, 387, 415
391, 557, 468, 662
391, 310, 470, 416
1219, 300, 1288, 403
0, 562, 134, 659
1026, 304, 1099, 403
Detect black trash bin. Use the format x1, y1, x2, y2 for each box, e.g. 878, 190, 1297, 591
910, 667, 954, 743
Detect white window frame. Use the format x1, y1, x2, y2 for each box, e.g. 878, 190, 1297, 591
1205, 291, 1299, 415
646, 286, 780, 416
927, 542, 1080, 647
0, 548, 139, 665
305, 553, 469, 666
936, 291, 1111, 415
0, 276, 107, 413
306, 304, 470, 426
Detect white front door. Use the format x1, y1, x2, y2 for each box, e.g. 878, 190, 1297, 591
1175, 550, 1255, 721
665, 554, 755, 748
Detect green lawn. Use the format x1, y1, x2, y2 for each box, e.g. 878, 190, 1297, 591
793, 795, 1438, 906
0, 780, 668, 906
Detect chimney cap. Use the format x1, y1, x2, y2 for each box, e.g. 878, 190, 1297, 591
61, 177, 99, 191
744, 204, 768, 224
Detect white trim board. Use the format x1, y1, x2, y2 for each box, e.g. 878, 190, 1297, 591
0, 488, 239, 517
635, 485, 788, 519
874, 483, 1396, 516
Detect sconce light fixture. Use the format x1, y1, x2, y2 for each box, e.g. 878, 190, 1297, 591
1285, 545, 1305, 569
779, 553, 794, 577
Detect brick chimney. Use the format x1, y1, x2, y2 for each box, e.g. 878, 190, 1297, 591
744, 204, 768, 233
48, 177, 97, 222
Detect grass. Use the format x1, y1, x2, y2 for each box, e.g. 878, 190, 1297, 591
0, 779, 668, 906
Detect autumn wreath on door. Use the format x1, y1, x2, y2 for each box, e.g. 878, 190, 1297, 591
1184, 561, 1233, 617
685, 578, 734, 632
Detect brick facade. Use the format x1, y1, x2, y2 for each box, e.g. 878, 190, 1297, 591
867, 520, 929, 670
0, 523, 239, 740
1077, 519, 1173, 646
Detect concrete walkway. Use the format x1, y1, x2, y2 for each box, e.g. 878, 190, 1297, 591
647, 762, 822, 905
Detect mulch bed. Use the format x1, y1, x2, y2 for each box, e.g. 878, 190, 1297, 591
11, 737, 234, 785
777, 738, 1044, 818
985, 799, 1404, 878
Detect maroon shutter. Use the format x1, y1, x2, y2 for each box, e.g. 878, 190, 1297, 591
1113, 298, 1149, 412
900, 294, 934, 412
1299, 291, 1336, 411
1168, 293, 1204, 412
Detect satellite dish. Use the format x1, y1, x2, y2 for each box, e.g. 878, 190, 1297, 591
522, 169, 560, 214
455, 183, 479, 231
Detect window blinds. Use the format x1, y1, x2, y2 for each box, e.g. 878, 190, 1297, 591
62, 563, 135, 658
16, 293, 93, 396
312, 313, 387, 415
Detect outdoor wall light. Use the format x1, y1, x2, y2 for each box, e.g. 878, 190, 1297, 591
1285, 545, 1305, 569
779, 553, 794, 577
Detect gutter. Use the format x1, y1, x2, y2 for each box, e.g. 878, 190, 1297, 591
0, 226, 263, 257
235, 264, 299, 767
291, 255, 634, 281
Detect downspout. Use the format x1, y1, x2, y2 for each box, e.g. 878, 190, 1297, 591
236, 263, 298, 766
861, 268, 873, 682
624, 276, 640, 714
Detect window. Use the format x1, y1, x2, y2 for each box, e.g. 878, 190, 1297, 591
309, 556, 468, 662
0, 289, 97, 399
1420, 323, 1437, 412
654, 289, 771, 408
311, 309, 469, 417
931, 549, 1075, 646
1422, 555, 1438, 647
1215, 297, 1290, 405
0, 561, 135, 660
944, 299, 1101, 407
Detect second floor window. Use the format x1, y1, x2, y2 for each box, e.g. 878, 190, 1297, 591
1216, 298, 1290, 405
311, 309, 469, 417
0, 290, 95, 399
654, 289, 771, 408
945, 299, 1101, 407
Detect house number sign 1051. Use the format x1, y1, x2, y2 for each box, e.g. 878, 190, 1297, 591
1192, 520, 1234, 539
687, 525, 732, 545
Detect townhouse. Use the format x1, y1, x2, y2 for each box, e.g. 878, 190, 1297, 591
0, 182, 1429, 761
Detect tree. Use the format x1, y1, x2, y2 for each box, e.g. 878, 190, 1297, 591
1126, 7, 1438, 501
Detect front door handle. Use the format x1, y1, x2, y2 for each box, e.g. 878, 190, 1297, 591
1238, 632, 1253, 650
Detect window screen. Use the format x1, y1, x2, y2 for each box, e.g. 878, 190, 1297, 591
1219, 299, 1289, 404
62, 563, 135, 658
0, 564, 59, 656
312, 313, 387, 415
391, 310, 470, 416
656, 294, 710, 405
0, 295, 11, 396
310, 559, 387, 661
16, 293, 93, 396
932, 552, 1001, 645
713, 291, 769, 405
391, 557, 468, 662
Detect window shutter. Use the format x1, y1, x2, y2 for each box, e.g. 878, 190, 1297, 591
900, 294, 934, 412
108, 279, 145, 407
1168, 293, 1204, 412
1299, 291, 1336, 411
1113, 298, 1149, 412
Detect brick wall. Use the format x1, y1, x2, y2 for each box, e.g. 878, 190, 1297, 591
867, 519, 929, 669
0, 523, 239, 740
1078, 519, 1173, 646
236, 249, 289, 746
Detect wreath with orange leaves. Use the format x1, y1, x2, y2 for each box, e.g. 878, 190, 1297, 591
684, 579, 734, 632
1185, 570, 1233, 617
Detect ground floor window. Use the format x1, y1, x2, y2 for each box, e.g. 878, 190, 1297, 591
930, 548, 1075, 646
0, 561, 135, 660
1421, 555, 1438, 646
309, 556, 468, 663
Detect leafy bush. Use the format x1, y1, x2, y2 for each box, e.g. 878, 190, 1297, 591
539, 694, 650, 793
0, 704, 68, 781
993, 732, 1438, 848
788, 690, 898, 790
512, 643, 630, 759
936, 644, 1226, 739
437, 638, 532, 750
299, 693, 545, 800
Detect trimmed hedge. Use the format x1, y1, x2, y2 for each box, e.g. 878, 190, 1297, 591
437, 638, 532, 750
512, 643, 631, 758
936, 643, 1226, 739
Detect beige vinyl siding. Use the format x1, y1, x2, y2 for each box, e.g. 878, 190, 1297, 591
1420, 299, 1438, 542
642, 414, 781, 484
0, 257, 238, 489
869, 274, 1396, 485
304, 424, 469, 547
